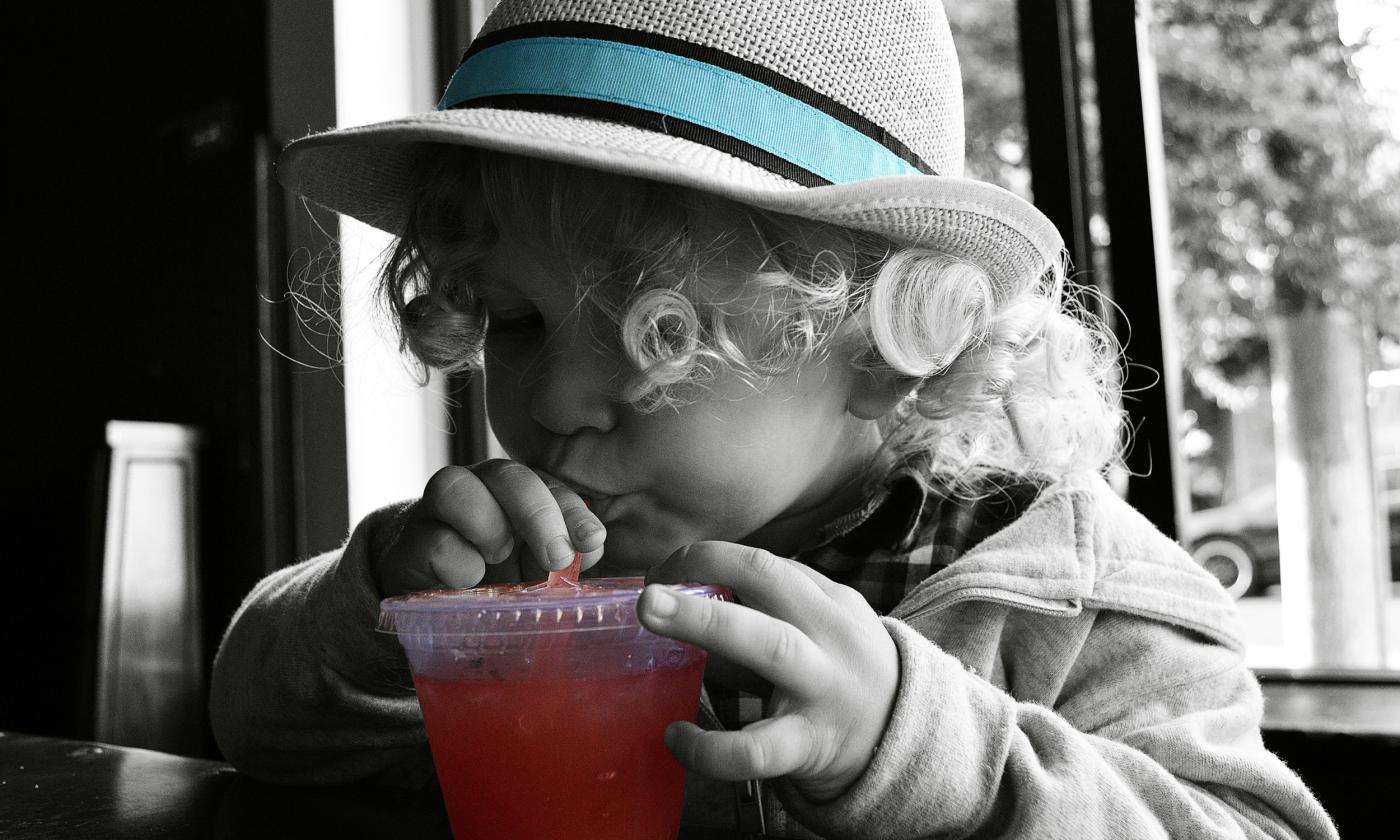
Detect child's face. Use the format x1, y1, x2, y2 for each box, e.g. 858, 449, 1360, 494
475, 221, 884, 574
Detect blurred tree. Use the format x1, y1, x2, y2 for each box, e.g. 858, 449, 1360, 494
1151, 0, 1396, 664
951, 0, 1395, 659
1152, 0, 1400, 403
952, 0, 1399, 387
945, 0, 1033, 197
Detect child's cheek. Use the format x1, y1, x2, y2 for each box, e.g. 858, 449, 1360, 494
589, 522, 683, 575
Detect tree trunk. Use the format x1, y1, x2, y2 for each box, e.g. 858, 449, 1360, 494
1268, 302, 1386, 669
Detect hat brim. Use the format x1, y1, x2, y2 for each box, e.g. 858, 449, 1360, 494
276, 106, 1065, 296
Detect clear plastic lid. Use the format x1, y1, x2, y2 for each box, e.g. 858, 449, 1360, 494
378, 577, 730, 639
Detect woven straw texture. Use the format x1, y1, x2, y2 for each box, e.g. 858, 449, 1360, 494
290, 107, 803, 225
276, 0, 1064, 299
479, 0, 963, 178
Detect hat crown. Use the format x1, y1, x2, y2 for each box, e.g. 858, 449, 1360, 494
476, 0, 965, 179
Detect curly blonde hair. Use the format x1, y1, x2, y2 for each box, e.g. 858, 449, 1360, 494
378, 146, 1124, 493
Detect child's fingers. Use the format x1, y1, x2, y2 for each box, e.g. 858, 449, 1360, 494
428, 537, 489, 589
381, 519, 487, 595
637, 585, 829, 702
472, 460, 578, 571
646, 542, 841, 637
702, 653, 773, 697
663, 717, 814, 782
783, 558, 876, 615
419, 466, 515, 564
535, 470, 607, 570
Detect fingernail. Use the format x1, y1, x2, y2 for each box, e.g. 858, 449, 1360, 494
575, 520, 603, 541
645, 586, 678, 619
547, 536, 575, 569
494, 538, 515, 564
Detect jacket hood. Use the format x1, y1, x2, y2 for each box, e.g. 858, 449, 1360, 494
890, 472, 1245, 652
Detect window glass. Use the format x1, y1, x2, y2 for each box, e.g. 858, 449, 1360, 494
945, 0, 1032, 201
1146, 0, 1400, 669
1070, 0, 1115, 310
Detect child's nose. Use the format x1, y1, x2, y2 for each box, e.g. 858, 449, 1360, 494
526, 341, 621, 436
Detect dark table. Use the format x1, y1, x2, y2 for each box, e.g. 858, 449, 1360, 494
11, 682, 1394, 839
0, 731, 761, 840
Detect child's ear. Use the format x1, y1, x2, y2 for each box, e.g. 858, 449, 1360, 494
847, 367, 920, 420
834, 320, 920, 420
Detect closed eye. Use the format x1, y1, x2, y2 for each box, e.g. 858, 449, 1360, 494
487, 309, 544, 334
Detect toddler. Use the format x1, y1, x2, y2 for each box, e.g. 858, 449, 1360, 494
212, 0, 1338, 837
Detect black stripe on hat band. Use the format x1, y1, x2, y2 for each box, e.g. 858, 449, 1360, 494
450, 94, 831, 188
459, 20, 935, 177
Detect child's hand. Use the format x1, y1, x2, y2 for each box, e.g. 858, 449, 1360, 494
639, 542, 899, 804
374, 461, 606, 596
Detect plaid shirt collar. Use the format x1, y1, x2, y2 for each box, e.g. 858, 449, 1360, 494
702, 463, 1044, 733
805, 463, 1044, 615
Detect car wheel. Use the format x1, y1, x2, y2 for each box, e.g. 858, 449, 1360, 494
1190, 537, 1256, 599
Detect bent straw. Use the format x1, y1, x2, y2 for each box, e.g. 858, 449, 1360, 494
520, 551, 580, 593
545, 551, 582, 588
534, 497, 589, 590
519, 500, 589, 684
520, 550, 582, 686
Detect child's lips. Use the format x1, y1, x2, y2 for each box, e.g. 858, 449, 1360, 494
583, 492, 620, 521
580, 489, 633, 526
554, 473, 617, 509
539, 464, 626, 519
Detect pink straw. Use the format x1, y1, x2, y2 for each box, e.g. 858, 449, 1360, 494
550, 498, 592, 587
527, 498, 589, 591
545, 551, 582, 588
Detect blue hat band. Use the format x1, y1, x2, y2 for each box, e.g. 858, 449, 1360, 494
439, 25, 932, 187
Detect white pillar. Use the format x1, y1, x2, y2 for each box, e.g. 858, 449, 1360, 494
334, 0, 451, 524
1270, 305, 1387, 668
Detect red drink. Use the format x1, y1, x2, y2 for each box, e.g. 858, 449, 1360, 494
415, 658, 705, 840
379, 578, 729, 840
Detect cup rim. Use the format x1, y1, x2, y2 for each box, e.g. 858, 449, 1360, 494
377, 577, 730, 638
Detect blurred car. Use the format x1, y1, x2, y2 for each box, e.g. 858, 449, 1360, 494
1181, 474, 1400, 599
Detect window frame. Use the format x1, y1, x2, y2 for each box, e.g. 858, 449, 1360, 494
1015, 0, 1189, 539
1023, 1, 1399, 689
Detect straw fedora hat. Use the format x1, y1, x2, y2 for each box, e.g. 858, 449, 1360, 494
277, 0, 1064, 299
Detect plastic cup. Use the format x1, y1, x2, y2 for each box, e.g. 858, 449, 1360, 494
378, 578, 729, 840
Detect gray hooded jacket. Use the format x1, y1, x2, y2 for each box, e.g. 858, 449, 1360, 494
210, 472, 1338, 839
